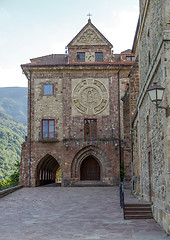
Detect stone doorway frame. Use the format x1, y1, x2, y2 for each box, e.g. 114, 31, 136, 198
71, 145, 111, 183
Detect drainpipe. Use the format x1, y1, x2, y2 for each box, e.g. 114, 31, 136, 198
28, 70, 32, 187
130, 127, 134, 194
117, 64, 122, 180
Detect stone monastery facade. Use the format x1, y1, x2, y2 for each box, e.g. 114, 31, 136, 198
20, 19, 134, 187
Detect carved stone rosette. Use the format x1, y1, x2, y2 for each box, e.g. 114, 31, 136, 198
72, 79, 109, 115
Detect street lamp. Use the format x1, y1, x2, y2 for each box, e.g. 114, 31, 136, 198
147, 82, 170, 117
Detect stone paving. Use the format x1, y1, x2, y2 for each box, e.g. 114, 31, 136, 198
0, 187, 169, 240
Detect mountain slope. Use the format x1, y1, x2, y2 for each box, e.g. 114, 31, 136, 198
0, 87, 27, 181
0, 113, 27, 181
0, 87, 27, 125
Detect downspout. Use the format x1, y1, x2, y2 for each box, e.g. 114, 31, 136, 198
118, 64, 122, 180
131, 108, 138, 195
28, 70, 32, 187
130, 127, 134, 194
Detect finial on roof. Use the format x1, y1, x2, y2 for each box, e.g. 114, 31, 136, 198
87, 13, 92, 22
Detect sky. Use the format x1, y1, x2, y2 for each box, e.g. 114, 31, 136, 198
0, 0, 139, 88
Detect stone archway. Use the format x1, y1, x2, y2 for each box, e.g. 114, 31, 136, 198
71, 145, 111, 183
80, 156, 100, 180
36, 154, 60, 186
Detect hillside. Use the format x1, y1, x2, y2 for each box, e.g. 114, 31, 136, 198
0, 87, 27, 125
0, 87, 27, 181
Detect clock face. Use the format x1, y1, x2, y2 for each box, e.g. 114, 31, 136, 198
85, 52, 95, 62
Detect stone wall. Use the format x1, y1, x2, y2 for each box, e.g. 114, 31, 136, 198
69, 46, 112, 64
132, 0, 170, 234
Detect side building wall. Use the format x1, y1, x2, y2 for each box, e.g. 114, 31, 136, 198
132, 0, 170, 234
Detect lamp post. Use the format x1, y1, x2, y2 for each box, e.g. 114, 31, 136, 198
147, 82, 170, 117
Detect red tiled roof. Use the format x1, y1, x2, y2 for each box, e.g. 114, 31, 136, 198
30, 54, 68, 64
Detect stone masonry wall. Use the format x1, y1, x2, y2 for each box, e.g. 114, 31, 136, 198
69, 46, 112, 64
133, 0, 170, 233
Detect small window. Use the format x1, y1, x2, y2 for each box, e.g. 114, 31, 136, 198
126, 56, 135, 61
84, 119, 97, 138
42, 119, 55, 139
126, 56, 131, 61
77, 52, 85, 62
44, 84, 53, 95
95, 52, 103, 62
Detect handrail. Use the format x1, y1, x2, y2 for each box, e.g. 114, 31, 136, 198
0, 182, 19, 191
120, 183, 125, 219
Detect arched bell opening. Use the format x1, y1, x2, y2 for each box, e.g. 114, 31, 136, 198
80, 155, 100, 181
36, 154, 60, 186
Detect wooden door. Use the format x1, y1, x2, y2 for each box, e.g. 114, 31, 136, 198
80, 157, 100, 180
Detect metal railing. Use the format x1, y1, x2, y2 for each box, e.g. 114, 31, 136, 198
38, 132, 58, 142
120, 183, 125, 219
0, 182, 19, 191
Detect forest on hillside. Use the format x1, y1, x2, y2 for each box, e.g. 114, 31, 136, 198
0, 87, 27, 182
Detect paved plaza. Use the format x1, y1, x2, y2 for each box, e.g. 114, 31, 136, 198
0, 186, 169, 240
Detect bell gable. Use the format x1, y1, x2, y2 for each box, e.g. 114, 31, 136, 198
67, 20, 113, 64
68, 21, 112, 47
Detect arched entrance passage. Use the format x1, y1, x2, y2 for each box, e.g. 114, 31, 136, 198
36, 154, 60, 186
80, 156, 100, 180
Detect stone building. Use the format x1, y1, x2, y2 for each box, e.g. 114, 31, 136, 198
20, 19, 134, 187
122, 0, 170, 234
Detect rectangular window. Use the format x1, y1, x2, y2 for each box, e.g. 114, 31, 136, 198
126, 56, 131, 61
95, 52, 103, 62
84, 119, 97, 138
42, 119, 55, 139
77, 52, 85, 62
44, 84, 53, 95
126, 56, 135, 61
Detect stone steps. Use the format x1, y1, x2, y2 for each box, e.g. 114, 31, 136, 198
71, 180, 111, 187
124, 203, 152, 220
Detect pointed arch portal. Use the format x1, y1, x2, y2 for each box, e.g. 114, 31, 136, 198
71, 145, 111, 182
80, 156, 100, 180
36, 154, 60, 186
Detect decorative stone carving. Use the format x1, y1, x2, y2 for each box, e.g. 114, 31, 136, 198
72, 79, 109, 115
73, 26, 107, 46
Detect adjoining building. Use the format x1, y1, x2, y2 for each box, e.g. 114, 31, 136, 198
20, 19, 134, 187
122, 0, 170, 234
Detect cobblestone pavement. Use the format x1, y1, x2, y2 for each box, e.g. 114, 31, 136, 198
0, 187, 169, 240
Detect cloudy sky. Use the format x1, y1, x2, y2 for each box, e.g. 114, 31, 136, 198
0, 0, 139, 87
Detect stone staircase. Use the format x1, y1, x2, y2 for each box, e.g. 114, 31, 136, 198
72, 180, 111, 187
124, 203, 152, 219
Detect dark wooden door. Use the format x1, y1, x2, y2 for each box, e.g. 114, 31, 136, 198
80, 157, 100, 180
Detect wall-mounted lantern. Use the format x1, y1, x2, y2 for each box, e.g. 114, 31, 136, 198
65, 142, 68, 151
121, 140, 131, 152
114, 142, 118, 150
147, 82, 170, 117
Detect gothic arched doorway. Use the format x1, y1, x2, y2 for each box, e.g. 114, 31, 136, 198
36, 154, 60, 186
80, 156, 100, 180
